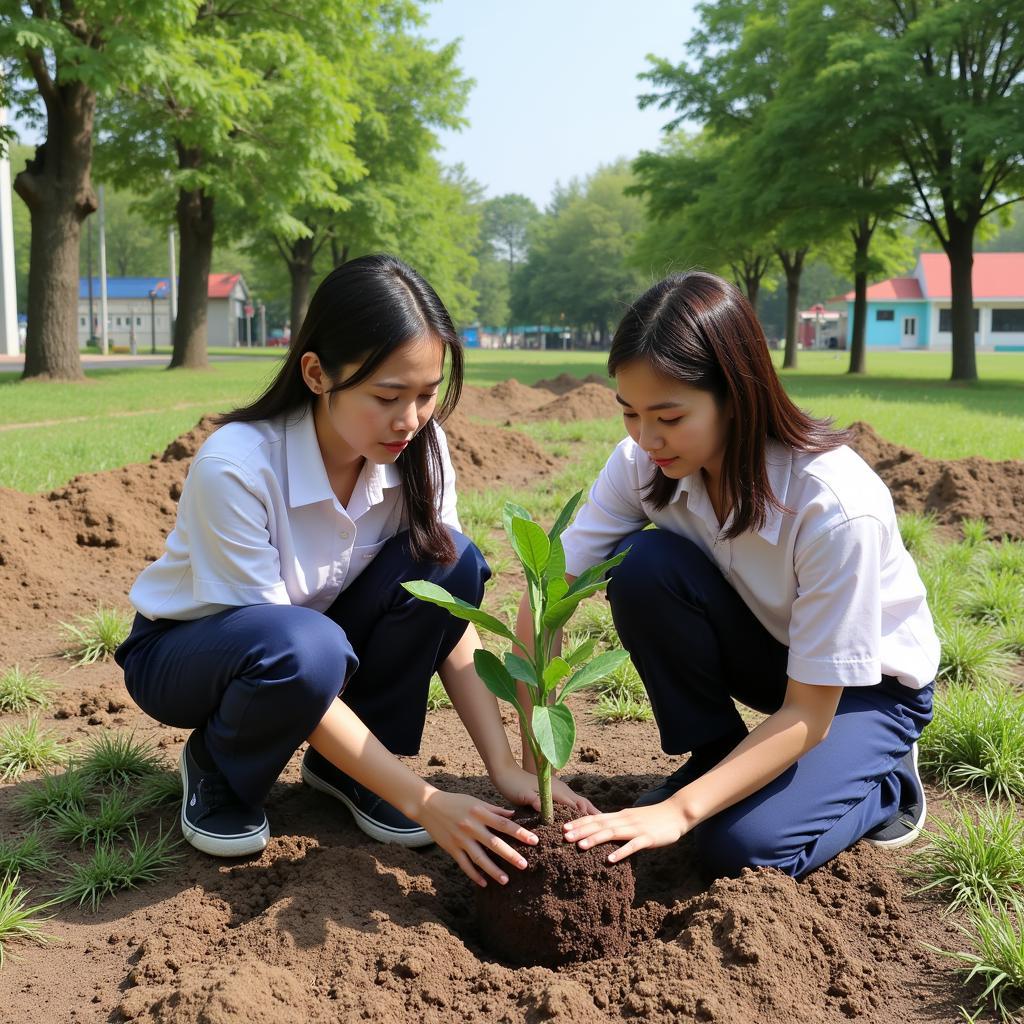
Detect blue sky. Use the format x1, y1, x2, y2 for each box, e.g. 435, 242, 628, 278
424, 0, 700, 207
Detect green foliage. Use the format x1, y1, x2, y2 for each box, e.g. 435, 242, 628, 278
426, 676, 452, 712
59, 607, 133, 665
0, 832, 51, 883
52, 790, 145, 848
0, 718, 66, 781
0, 875, 55, 969
14, 769, 89, 823
77, 732, 164, 788
898, 513, 939, 558
936, 619, 1014, 688
594, 691, 653, 724
0, 666, 54, 714
404, 492, 631, 822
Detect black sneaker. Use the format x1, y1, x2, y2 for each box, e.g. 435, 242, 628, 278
633, 729, 747, 808
864, 742, 927, 848
300, 747, 433, 848
179, 733, 269, 857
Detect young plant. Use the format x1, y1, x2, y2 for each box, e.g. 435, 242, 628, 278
59, 607, 133, 665
898, 511, 938, 558
403, 493, 631, 823
77, 731, 164, 788
0, 832, 52, 882
52, 789, 144, 847
0, 875, 55, 968
0, 718, 67, 781
0, 666, 54, 714
426, 675, 453, 712
13, 768, 89, 822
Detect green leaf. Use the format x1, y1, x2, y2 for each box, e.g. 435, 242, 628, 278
548, 490, 583, 542
544, 534, 566, 582
545, 577, 569, 605
542, 657, 571, 692
473, 649, 519, 705
559, 650, 632, 701
542, 594, 586, 632
504, 653, 540, 688
511, 518, 551, 579
532, 704, 576, 770
401, 581, 517, 644
502, 501, 533, 543
566, 548, 631, 597
565, 637, 597, 667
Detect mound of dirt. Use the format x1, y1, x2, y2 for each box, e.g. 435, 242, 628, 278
442, 410, 558, 490
518, 382, 621, 423
846, 420, 1024, 540
454, 379, 555, 422
534, 371, 610, 395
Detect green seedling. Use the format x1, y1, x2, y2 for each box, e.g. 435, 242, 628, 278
0, 832, 51, 883
135, 770, 184, 807
594, 690, 653, 724
961, 518, 990, 547
404, 492, 631, 823
0, 875, 56, 968
52, 789, 144, 847
59, 607, 133, 665
426, 675, 453, 711
898, 511, 938, 557
77, 732, 164, 788
936, 619, 1014, 688
14, 768, 89, 822
0, 666, 54, 714
0, 718, 66, 781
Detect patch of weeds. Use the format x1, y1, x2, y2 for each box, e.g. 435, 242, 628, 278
77, 731, 164, 788
59, 607, 133, 665
599, 658, 647, 702
0, 875, 55, 968
426, 675, 452, 712
936, 618, 1014, 688
594, 690, 653, 723
908, 800, 1024, 912
0, 718, 67, 781
919, 681, 1024, 800
0, 666, 54, 714
52, 789, 144, 847
899, 512, 938, 557
961, 568, 1024, 629
961, 518, 990, 547
135, 770, 183, 807
982, 540, 1024, 579
486, 553, 516, 582
57, 825, 181, 912
931, 895, 1024, 1023
999, 615, 1024, 656
574, 600, 618, 646
0, 832, 51, 882
13, 768, 89, 822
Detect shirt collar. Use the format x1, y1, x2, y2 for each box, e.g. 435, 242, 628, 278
285, 405, 402, 516
663, 438, 792, 544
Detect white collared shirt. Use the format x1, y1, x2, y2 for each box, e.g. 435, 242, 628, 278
129, 407, 461, 621
561, 437, 940, 689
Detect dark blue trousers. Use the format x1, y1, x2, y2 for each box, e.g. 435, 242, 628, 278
606, 529, 934, 879
115, 529, 489, 806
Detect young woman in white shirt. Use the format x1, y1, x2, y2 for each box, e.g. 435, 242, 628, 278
519, 270, 940, 878
116, 253, 595, 887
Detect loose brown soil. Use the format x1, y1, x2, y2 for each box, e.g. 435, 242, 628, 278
475, 806, 634, 967
1, 375, 1018, 1022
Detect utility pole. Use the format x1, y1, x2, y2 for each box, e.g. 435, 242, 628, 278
167, 225, 177, 339
98, 185, 109, 355
0, 89, 19, 356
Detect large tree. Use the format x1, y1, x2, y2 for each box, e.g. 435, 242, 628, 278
97, 1, 367, 368
830, 0, 1024, 381
1, 0, 198, 379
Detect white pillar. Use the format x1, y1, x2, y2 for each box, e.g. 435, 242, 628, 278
167, 225, 177, 339
0, 96, 19, 356
98, 185, 109, 355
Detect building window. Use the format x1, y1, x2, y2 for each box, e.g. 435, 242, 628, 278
136, 317, 142, 326
938, 308, 980, 332
992, 308, 1024, 332
79, 317, 86, 327
904, 317, 917, 336
876, 309, 895, 321
116, 316, 122, 326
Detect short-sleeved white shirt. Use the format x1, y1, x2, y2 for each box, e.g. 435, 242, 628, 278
561, 437, 940, 690
129, 406, 461, 621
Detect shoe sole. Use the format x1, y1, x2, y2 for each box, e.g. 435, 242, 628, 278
300, 761, 434, 848
179, 746, 270, 858
865, 742, 927, 849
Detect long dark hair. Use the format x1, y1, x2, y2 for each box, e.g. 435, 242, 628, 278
218, 253, 463, 563
608, 271, 849, 540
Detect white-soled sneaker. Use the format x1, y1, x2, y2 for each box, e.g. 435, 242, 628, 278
179, 733, 269, 857
864, 742, 927, 849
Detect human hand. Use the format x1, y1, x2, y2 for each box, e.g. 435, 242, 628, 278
490, 764, 601, 817
561, 801, 692, 863
417, 790, 539, 887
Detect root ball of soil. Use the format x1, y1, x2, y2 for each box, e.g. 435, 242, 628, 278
475, 806, 634, 967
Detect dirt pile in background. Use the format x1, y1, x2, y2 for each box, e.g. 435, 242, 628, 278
846, 420, 1024, 540
534, 371, 610, 395
458, 375, 619, 425
518, 382, 620, 422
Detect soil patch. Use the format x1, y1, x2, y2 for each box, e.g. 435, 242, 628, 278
847, 420, 1024, 540
534, 372, 611, 395
517, 383, 621, 423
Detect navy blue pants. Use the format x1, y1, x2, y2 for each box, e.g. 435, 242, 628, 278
606, 529, 934, 879
115, 529, 490, 807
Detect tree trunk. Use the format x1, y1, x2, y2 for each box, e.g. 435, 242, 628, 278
170, 178, 214, 369
777, 248, 807, 370
13, 81, 97, 380
847, 217, 876, 375
288, 235, 315, 341
946, 221, 978, 382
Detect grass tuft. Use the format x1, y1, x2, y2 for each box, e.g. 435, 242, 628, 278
426, 675, 453, 712
0, 875, 56, 968
594, 690, 653, 723
77, 732, 164, 788
0, 718, 67, 781
59, 607, 133, 665
899, 512, 938, 556
936, 619, 1014, 688
52, 789, 144, 847
135, 770, 183, 807
13, 768, 89, 822
0, 666, 54, 714
0, 832, 52, 882
574, 600, 618, 646
961, 518, 990, 547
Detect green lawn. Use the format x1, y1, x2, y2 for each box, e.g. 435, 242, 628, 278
1, 350, 1022, 492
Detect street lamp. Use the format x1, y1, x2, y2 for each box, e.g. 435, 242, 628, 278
148, 281, 169, 355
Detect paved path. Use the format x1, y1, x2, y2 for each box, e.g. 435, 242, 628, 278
0, 354, 258, 372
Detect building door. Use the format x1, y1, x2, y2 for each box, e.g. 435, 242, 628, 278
901, 315, 919, 349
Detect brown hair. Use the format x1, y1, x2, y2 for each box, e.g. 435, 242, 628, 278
608, 271, 850, 539
217, 254, 463, 563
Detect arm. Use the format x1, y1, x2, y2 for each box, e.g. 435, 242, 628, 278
443, 619, 598, 815
562, 678, 842, 860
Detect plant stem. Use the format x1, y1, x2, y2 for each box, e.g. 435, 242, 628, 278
537, 758, 554, 825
